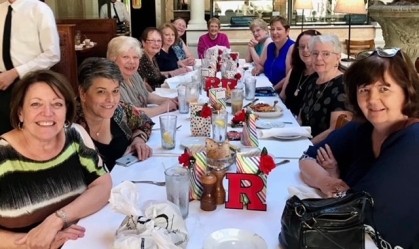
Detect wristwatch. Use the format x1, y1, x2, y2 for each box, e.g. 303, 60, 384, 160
55, 209, 69, 228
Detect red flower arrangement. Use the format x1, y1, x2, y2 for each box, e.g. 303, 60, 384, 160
230, 52, 239, 61
258, 147, 276, 175
231, 109, 246, 127
178, 148, 195, 168
234, 73, 242, 81
195, 103, 212, 118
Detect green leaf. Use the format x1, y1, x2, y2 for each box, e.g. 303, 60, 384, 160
262, 147, 268, 155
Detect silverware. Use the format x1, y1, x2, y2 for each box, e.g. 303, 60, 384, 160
276, 159, 290, 166
283, 122, 293, 124
130, 180, 166, 186
243, 98, 259, 108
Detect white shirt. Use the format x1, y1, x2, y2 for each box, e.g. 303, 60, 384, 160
0, 0, 60, 77
100, 1, 130, 23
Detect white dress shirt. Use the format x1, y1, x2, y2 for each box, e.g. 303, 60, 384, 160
100, 1, 130, 23
0, 0, 60, 77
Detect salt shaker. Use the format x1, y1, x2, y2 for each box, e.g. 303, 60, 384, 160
200, 172, 217, 211
212, 169, 227, 205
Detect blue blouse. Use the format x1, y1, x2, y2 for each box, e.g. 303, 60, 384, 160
305, 121, 419, 248
172, 39, 186, 60
264, 39, 294, 85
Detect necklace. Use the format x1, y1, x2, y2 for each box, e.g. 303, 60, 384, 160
305, 80, 333, 121
91, 119, 105, 138
294, 73, 312, 97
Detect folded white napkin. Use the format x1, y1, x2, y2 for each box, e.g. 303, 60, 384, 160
161, 71, 197, 89
154, 88, 177, 98
257, 126, 312, 139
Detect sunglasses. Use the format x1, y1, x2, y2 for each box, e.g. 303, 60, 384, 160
356, 48, 404, 60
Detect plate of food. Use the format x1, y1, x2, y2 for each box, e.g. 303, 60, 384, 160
249, 101, 283, 118
203, 228, 267, 249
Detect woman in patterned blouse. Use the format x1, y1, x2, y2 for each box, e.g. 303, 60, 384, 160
172, 17, 195, 66
75, 57, 155, 170
138, 27, 189, 90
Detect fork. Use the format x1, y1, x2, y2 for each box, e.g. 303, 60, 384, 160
130, 180, 166, 186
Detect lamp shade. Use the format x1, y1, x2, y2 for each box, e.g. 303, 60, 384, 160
334, 0, 366, 14
294, 0, 313, 10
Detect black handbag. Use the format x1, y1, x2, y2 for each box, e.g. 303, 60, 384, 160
279, 191, 374, 249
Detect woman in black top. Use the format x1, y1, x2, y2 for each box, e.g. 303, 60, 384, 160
156, 23, 181, 72
280, 29, 321, 116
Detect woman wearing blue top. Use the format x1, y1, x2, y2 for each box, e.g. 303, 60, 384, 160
252, 16, 294, 91
299, 48, 419, 249
172, 18, 195, 66
245, 18, 272, 65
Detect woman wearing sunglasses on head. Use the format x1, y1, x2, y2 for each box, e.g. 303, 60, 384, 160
298, 34, 351, 145
299, 48, 419, 248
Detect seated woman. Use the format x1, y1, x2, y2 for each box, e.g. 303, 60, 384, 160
280, 29, 321, 116
138, 27, 189, 90
172, 18, 195, 66
0, 70, 111, 249
245, 18, 272, 65
299, 34, 351, 144
299, 48, 419, 248
197, 18, 230, 59
76, 57, 154, 170
156, 23, 192, 73
251, 16, 294, 91
107, 36, 178, 117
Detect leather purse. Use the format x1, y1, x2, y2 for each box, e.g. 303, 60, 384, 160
279, 191, 374, 249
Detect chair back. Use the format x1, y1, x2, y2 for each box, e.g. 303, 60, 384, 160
51, 24, 78, 94
345, 39, 375, 57
335, 114, 351, 129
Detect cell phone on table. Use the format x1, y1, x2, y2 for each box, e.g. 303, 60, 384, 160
115, 152, 140, 167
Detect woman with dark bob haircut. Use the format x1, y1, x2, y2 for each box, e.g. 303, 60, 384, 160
0, 70, 111, 249
299, 48, 419, 248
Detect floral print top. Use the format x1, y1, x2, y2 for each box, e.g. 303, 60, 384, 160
138, 53, 166, 90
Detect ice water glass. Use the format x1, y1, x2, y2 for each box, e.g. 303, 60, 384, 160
165, 166, 190, 219
186, 81, 200, 104
159, 115, 177, 150
177, 86, 189, 114
244, 77, 257, 100
212, 110, 228, 143
231, 89, 244, 115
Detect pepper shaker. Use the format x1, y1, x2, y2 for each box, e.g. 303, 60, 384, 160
200, 172, 217, 211
212, 169, 227, 205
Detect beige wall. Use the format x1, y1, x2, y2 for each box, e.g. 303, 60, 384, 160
0, 0, 7, 3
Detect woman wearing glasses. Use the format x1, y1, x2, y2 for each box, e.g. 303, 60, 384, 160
138, 27, 188, 91
251, 16, 294, 91
299, 34, 351, 145
299, 48, 419, 248
245, 18, 272, 64
280, 29, 321, 116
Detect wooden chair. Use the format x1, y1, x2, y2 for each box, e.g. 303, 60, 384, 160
335, 114, 351, 129
51, 24, 78, 94
344, 39, 375, 58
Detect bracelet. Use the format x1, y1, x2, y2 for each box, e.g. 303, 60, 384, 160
55, 209, 69, 228
132, 132, 147, 143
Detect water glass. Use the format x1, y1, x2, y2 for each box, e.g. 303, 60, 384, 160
244, 77, 257, 100
159, 115, 177, 150
165, 166, 190, 219
186, 81, 200, 104
177, 86, 189, 114
231, 89, 244, 115
212, 110, 228, 143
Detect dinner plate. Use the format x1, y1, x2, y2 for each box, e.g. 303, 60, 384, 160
203, 228, 267, 249
274, 135, 303, 140
250, 102, 283, 118
180, 137, 207, 148
256, 120, 285, 129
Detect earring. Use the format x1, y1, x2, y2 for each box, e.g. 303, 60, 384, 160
18, 121, 24, 130
64, 120, 71, 128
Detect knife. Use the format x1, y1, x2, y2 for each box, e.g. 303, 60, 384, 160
243, 98, 259, 108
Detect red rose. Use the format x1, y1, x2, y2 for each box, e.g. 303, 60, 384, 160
259, 147, 276, 175
231, 109, 246, 124
234, 73, 242, 80
201, 103, 212, 118
218, 49, 223, 55
230, 53, 238, 60
178, 148, 191, 167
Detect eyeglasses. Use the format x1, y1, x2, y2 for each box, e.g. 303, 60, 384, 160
356, 48, 403, 60
310, 51, 339, 59
146, 39, 162, 44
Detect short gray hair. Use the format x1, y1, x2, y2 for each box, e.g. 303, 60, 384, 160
78, 57, 124, 92
309, 34, 342, 54
106, 36, 142, 60
249, 18, 268, 31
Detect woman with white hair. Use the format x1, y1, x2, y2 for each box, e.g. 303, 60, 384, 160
245, 18, 272, 64
299, 34, 351, 144
107, 36, 178, 117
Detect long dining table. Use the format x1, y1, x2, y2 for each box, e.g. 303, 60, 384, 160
62, 73, 313, 249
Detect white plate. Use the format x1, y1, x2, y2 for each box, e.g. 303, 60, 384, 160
256, 120, 285, 129
203, 228, 267, 249
180, 137, 207, 148
274, 135, 303, 140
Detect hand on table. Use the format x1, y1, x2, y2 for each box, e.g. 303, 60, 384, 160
251, 66, 262, 76
126, 136, 153, 161
50, 224, 86, 249
161, 99, 178, 112
184, 57, 196, 66
318, 176, 350, 198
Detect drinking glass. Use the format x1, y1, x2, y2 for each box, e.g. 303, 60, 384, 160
186, 81, 200, 104
159, 115, 177, 150
244, 77, 257, 100
177, 85, 189, 114
231, 89, 244, 115
212, 110, 228, 143
165, 166, 190, 219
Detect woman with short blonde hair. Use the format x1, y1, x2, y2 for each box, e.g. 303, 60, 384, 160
246, 18, 272, 64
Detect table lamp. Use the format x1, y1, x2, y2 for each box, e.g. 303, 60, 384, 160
294, 0, 313, 32
334, 0, 366, 61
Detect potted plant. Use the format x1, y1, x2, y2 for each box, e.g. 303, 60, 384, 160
369, 0, 419, 63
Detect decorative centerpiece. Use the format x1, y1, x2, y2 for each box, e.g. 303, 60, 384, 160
241, 109, 259, 147
190, 103, 212, 137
